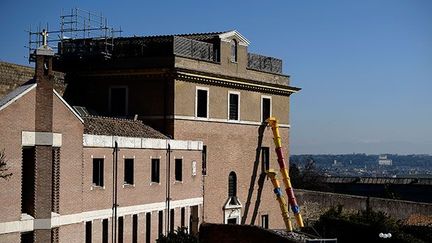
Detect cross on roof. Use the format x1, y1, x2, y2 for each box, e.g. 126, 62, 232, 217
41, 29, 48, 47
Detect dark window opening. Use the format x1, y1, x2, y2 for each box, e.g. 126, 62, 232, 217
158, 211, 163, 237
229, 93, 239, 120
202, 145, 207, 175
118, 216, 124, 243
102, 219, 108, 243
261, 147, 270, 172
85, 221, 92, 243
22, 147, 35, 216
21, 231, 34, 243
228, 172, 239, 205
146, 213, 151, 243
124, 158, 134, 185
170, 209, 175, 232
196, 89, 208, 118
132, 214, 138, 243
151, 158, 160, 183
110, 87, 127, 116
262, 98, 271, 122
181, 208, 185, 228
175, 158, 182, 181
227, 218, 237, 224
231, 40, 238, 62
261, 215, 269, 229
92, 158, 104, 187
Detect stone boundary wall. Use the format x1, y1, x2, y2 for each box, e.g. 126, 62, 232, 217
296, 189, 432, 225
0, 61, 65, 99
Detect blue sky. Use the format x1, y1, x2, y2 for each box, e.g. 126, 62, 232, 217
1, 0, 431, 154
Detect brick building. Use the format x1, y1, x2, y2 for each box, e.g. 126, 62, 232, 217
0, 30, 300, 242
0, 42, 203, 242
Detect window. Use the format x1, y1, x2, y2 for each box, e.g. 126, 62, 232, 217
109, 86, 128, 116
175, 158, 182, 181
228, 171, 237, 198
261, 215, 269, 229
181, 208, 185, 227
151, 158, 160, 183
227, 218, 237, 224
228, 92, 240, 120
93, 158, 104, 187
22, 147, 35, 216
132, 214, 138, 243
124, 158, 134, 185
170, 209, 175, 232
202, 145, 207, 175
231, 39, 238, 62
261, 147, 270, 172
261, 97, 271, 122
146, 213, 151, 243
196, 88, 208, 118
118, 216, 124, 243
102, 219, 108, 243
158, 211, 163, 237
85, 221, 92, 243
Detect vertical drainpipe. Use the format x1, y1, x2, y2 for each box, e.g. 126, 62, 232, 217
166, 138, 172, 235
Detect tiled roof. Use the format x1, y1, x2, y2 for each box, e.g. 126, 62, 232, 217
83, 116, 167, 139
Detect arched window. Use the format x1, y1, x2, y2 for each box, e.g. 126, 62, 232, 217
228, 171, 237, 198
230, 39, 237, 62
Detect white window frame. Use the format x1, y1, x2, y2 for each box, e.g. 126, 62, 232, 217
195, 86, 209, 119
108, 85, 129, 116
260, 95, 272, 122
227, 91, 240, 121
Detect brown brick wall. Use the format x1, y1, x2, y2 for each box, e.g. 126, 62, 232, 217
82, 147, 202, 212
0, 88, 36, 223
52, 95, 84, 215
174, 119, 291, 229
174, 80, 290, 124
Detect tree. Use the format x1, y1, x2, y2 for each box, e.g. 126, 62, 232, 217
0, 149, 12, 180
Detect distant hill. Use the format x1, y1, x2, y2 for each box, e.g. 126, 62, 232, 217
290, 154, 432, 167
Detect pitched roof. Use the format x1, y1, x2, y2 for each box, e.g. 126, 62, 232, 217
0, 83, 36, 112
83, 116, 167, 139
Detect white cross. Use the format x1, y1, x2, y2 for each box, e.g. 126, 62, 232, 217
41, 29, 48, 46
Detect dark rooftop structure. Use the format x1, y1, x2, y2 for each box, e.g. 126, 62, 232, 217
56, 30, 284, 75
83, 116, 167, 139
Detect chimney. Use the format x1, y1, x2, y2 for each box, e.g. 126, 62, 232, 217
33, 29, 56, 243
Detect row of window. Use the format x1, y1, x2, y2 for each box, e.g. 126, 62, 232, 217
92, 158, 185, 187
196, 87, 272, 122
85, 208, 188, 243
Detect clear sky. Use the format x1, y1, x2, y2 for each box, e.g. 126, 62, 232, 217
0, 0, 431, 155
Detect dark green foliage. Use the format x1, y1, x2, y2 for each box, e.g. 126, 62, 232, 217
289, 160, 331, 191
157, 227, 198, 243
0, 149, 12, 180
313, 206, 431, 243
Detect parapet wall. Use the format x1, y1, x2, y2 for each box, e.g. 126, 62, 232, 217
296, 189, 432, 225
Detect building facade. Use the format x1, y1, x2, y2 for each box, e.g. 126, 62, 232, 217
54, 30, 300, 228
0, 30, 300, 242
0, 48, 203, 242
